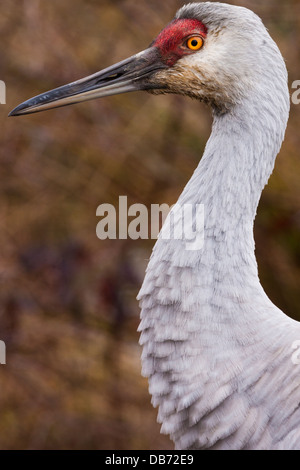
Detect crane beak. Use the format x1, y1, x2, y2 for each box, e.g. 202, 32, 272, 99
9, 47, 167, 116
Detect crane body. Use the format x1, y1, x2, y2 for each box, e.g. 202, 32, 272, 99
10, 2, 300, 450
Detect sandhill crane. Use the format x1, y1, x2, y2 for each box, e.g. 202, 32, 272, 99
10, 2, 300, 450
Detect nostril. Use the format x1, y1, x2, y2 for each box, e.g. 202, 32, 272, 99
96, 72, 123, 85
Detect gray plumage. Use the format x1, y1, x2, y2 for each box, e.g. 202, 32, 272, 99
138, 2, 300, 450
9, 0, 300, 452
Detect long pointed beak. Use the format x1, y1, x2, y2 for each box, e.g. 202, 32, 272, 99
9, 47, 167, 116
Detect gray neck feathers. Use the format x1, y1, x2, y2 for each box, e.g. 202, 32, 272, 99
138, 72, 290, 312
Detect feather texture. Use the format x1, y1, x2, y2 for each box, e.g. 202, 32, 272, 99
138, 2, 300, 450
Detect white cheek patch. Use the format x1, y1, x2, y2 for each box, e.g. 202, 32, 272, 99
178, 29, 257, 88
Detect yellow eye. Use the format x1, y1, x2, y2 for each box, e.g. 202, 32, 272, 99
186, 36, 203, 51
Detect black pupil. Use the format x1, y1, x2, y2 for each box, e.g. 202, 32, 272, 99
191, 39, 198, 47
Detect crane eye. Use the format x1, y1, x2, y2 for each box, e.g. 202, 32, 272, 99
186, 36, 203, 51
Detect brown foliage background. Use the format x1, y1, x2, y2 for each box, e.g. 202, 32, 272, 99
0, 0, 299, 449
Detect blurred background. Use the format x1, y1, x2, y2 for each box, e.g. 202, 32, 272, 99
0, 0, 299, 450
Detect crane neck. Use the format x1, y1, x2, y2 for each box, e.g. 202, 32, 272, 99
179, 92, 289, 229
138, 83, 290, 315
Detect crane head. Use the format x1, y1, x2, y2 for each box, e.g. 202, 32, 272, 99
9, 2, 286, 116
